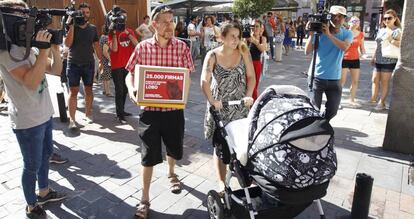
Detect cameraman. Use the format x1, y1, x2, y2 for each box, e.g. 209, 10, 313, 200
0, 0, 66, 217
305, 6, 353, 121
64, 2, 102, 129
108, 8, 138, 123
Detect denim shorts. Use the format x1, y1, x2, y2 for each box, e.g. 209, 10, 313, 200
67, 62, 95, 87
375, 63, 396, 73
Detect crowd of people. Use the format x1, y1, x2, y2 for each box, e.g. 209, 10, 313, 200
0, 0, 403, 218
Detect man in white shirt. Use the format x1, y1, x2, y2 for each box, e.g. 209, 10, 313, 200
187, 15, 201, 62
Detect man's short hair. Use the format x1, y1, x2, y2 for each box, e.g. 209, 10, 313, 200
190, 15, 198, 21
0, 0, 28, 8
143, 15, 149, 20
267, 12, 273, 16
78, 2, 90, 10
151, 5, 172, 21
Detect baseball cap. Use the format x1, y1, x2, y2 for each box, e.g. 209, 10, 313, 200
329, 5, 347, 16
150, 5, 172, 21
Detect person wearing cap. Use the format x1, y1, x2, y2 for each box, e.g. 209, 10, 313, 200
125, 5, 194, 219
304, 5, 353, 121
108, 7, 138, 124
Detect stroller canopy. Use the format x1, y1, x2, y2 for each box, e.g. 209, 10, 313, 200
246, 85, 337, 189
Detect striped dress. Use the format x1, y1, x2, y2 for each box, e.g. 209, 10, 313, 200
204, 53, 250, 139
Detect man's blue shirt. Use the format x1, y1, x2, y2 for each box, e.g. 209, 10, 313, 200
314, 27, 353, 80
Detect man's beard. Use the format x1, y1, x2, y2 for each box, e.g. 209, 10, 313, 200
159, 31, 173, 39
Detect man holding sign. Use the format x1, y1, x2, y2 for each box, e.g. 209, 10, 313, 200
125, 5, 194, 219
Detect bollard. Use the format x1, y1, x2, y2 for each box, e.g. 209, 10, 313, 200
351, 173, 374, 219
56, 92, 68, 123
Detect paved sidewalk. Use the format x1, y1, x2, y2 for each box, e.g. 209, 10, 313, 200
0, 40, 413, 219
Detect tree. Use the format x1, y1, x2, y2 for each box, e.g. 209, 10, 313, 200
233, 0, 276, 18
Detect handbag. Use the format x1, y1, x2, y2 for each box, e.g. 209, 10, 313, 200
260, 52, 269, 81
381, 39, 400, 59
274, 33, 284, 44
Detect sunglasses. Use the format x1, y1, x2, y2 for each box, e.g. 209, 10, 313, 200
383, 16, 394, 21
151, 5, 172, 20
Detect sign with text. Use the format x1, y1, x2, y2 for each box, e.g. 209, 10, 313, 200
143, 71, 185, 101
134, 65, 190, 108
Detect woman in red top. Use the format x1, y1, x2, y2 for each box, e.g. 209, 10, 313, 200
341, 16, 365, 106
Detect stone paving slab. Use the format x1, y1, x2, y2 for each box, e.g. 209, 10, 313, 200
0, 40, 413, 219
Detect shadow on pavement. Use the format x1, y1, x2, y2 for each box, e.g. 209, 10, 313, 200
334, 127, 413, 162
46, 140, 135, 218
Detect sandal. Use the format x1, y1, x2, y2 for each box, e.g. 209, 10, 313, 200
135, 200, 150, 219
168, 174, 182, 194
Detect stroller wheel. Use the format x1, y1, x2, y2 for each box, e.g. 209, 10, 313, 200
207, 190, 224, 219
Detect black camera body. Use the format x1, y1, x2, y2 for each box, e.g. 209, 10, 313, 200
308, 10, 331, 33
67, 9, 86, 26
105, 6, 126, 32
0, 7, 67, 50
242, 24, 252, 38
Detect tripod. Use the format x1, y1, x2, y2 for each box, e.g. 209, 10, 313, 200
308, 32, 320, 91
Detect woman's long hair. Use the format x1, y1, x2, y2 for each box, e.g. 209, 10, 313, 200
220, 21, 248, 53
382, 9, 402, 28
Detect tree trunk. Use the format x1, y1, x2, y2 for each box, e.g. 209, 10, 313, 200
383, 0, 414, 154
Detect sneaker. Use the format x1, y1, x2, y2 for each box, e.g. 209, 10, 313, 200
26, 205, 47, 219
84, 115, 94, 124
374, 103, 386, 111
349, 101, 361, 108
68, 120, 78, 130
37, 189, 66, 205
117, 116, 127, 124
49, 153, 68, 164
122, 111, 132, 117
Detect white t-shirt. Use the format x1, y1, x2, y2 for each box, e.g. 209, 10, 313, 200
203, 26, 219, 49
0, 45, 54, 129
137, 23, 153, 41
187, 23, 198, 41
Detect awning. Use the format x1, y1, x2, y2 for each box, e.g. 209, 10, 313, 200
272, 0, 299, 10
162, 0, 233, 10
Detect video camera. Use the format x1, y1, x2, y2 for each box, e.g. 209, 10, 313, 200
308, 10, 331, 33
66, 8, 85, 26
0, 7, 67, 51
104, 5, 126, 32
242, 23, 252, 38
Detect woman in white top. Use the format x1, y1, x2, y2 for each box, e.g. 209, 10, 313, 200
135, 15, 154, 41
201, 15, 220, 64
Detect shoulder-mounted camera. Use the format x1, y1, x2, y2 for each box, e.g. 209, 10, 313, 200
0, 7, 68, 60
105, 5, 126, 32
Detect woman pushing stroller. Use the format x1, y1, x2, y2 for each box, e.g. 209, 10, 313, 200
200, 21, 256, 194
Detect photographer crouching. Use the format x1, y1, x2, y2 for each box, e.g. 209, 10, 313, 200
107, 6, 138, 123
304, 5, 353, 121
64, 2, 101, 130
0, 0, 66, 218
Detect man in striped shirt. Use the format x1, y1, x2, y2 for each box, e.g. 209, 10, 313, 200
125, 5, 194, 218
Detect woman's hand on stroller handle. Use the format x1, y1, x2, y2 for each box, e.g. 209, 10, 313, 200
210, 100, 223, 110
242, 96, 254, 107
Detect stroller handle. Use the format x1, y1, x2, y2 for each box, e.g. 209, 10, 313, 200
209, 100, 245, 112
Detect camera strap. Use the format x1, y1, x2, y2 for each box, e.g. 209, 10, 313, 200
0, 9, 36, 62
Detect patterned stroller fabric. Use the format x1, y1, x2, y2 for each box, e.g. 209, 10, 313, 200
247, 85, 337, 189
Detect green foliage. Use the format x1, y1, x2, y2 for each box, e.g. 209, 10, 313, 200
233, 0, 276, 18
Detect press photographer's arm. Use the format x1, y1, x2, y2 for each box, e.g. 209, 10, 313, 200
305, 22, 351, 55
322, 24, 351, 51
9, 31, 62, 91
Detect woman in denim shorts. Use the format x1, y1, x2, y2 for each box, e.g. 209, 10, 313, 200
370, 9, 402, 110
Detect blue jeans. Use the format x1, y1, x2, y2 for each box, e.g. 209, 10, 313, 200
13, 118, 53, 206
311, 78, 342, 121
267, 36, 274, 59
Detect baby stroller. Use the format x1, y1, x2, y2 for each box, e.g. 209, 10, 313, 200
206, 85, 337, 219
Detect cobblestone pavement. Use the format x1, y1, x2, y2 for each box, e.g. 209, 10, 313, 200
0, 40, 413, 219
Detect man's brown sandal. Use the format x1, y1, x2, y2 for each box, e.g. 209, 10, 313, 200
135, 200, 150, 219
168, 174, 182, 194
